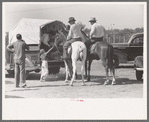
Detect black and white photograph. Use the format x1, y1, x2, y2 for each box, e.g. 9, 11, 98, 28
2, 2, 147, 120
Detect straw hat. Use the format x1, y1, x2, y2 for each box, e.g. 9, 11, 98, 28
89, 17, 97, 22
68, 17, 76, 23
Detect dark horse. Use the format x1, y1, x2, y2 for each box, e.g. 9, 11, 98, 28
81, 31, 116, 85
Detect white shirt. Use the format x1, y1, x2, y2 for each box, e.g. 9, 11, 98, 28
67, 23, 84, 41
90, 23, 105, 38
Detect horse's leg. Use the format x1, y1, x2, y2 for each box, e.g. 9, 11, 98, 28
69, 60, 76, 82
70, 59, 77, 86
75, 72, 77, 81
104, 65, 110, 85
84, 59, 88, 80
111, 67, 116, 85
81, 47, 87, 86
87, 59, 92, 81
68, 59, 73, 79
81, 59, 86, 86
101, 59, 110, 85
64, 60, 69, 83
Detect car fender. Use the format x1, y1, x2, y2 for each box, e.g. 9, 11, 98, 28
113, 49, 128, 63
25, 56, 35, 67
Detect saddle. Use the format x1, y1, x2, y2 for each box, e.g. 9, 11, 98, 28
89, 42, 99, 54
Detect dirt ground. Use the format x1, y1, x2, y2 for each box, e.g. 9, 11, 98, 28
5, 60, 143, 98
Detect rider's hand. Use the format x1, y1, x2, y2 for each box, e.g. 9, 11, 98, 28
11, 49, 15, 53
67, 38, 71, 41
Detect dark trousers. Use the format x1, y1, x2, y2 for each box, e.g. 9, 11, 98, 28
63, 38, 82, 58
84, 37, 103, 48
15, 60, 26, 87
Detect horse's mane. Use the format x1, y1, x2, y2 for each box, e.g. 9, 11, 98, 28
60, 27, 69, 38
81, 29, 89, 41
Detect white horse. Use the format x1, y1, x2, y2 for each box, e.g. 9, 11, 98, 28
64, 41, 87, 86
56, 27, 87, 86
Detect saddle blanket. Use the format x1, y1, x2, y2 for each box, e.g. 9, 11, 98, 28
89, 42, 99, 54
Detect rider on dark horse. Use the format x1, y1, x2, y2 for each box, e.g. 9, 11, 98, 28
84, 17, 106, 50
62, 17, 84, 60
84, 17, 115, 85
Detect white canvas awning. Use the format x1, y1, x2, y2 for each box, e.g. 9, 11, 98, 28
9, 18, 65, 44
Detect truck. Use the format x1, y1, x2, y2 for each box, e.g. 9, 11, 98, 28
112, 33, 143, 67
5, 18, 65, 78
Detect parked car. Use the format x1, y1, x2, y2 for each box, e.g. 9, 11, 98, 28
112, 33, 143, 67
134, 56, 143, 80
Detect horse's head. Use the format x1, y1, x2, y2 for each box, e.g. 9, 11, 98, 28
81, 29, 90, 42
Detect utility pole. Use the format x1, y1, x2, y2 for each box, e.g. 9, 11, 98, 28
111, 24, 115, 43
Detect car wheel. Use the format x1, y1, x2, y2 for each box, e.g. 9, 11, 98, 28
136, 70, 143, 80
113, 55, 119, 67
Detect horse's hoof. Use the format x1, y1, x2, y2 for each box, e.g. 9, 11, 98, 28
85, 79, 89, 82
87, 78, 90, 82
65, 80, 69, 83
85, 78, 90, 82
112, 81, 116, 85
82, 83, 86, 86
69, 84, 73, 86
104, 81, 109, 85
40, 78, 45, 82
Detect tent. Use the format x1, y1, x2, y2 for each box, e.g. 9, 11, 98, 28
9, 18, 65, 44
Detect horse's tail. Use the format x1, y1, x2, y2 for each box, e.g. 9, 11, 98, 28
83, 44, 87, 61
108, 45, 114, 71
79, 42, 87, 62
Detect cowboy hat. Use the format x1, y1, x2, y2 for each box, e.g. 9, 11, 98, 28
89, 17, 97, 22
68, 17, 76, 23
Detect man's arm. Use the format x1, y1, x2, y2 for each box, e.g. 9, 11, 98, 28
67, 26, 73, 41
25, 43, 29, 50
90, 25, 95, 39
6, 43, 15, 53
103, 27, 106, 41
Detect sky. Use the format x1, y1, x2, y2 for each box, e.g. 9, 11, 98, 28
3, 2, 145, 32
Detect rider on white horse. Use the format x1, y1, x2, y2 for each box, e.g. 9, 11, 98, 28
62, 17, 85, 60
62, 17, 87, 86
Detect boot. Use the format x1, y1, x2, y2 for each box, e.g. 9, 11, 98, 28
62, 48, 69, 60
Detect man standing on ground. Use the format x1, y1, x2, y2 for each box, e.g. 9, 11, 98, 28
7, 34, 29, 88
62, 17, 84, 60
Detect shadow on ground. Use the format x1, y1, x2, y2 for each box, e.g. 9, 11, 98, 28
89, 76, 143, 85
116, 65, 134, 69
5, 95, 24, 98
5, 80, 14, 84
5, 73, 143, 87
